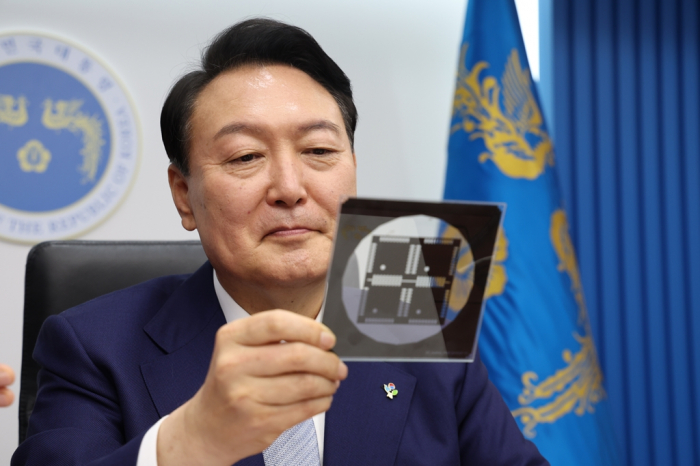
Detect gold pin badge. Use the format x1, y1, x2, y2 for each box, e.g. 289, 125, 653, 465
383, 383, 398, 400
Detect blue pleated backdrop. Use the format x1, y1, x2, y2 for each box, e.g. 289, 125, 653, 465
552, 0, 700, 465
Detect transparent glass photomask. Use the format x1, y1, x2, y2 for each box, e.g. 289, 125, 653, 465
322, 198, 504, 362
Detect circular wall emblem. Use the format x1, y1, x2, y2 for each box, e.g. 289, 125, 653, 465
0, 33, 139, 243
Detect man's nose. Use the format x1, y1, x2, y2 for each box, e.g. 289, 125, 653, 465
266, 153, 307, 207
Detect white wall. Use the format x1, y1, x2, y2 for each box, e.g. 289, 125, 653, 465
0, 0, 539, 461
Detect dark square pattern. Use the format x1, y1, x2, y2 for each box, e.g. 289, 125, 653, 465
357, 236, 459, 326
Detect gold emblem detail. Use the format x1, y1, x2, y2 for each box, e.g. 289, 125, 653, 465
42, 99, 105, 183
551, 210, 587, 324
511, 210, 606, 438
441, 224, 475, 313
484, 227, 508, 299
17, 139, 51, 173
0, 94, 28, 127
451, 46, 554, 179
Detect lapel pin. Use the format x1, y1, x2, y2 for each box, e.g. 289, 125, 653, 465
384, 383, 399, 400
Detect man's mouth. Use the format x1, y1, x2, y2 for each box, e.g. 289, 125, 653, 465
265, 226, 315, 238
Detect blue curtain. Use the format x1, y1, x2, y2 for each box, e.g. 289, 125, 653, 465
553, 0, 700, 465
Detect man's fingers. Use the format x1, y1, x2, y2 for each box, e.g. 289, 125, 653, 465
0, 387, 14, 407
221, 310, 336, 349
260, 342, 346, 380
0, 364, 15, 387
213, 342, 348, 382
248, 373, 340, 406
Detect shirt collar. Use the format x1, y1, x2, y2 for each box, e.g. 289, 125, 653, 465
213, 269, 325, 323
213, 269, 252, 323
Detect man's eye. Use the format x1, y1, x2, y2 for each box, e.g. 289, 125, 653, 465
235, 153, 257, 163
311, 148, 329, 155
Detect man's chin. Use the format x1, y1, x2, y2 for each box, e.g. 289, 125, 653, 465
264, 236, 331, 263
262, 266, 328, 289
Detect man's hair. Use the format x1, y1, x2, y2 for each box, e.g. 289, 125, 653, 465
160, 18, 357, 175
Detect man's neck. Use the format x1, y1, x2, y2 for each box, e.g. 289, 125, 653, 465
215, 271, 325, 319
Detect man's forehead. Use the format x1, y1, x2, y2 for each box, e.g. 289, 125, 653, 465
190, 65, 346, 139
213, 120, 341, 141
199, 63, 326, 102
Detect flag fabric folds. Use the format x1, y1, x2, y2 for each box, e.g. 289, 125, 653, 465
444, 1, 619, 464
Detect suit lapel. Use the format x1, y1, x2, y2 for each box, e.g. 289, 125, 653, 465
139, 263, 267, 466
233, 455, 265, 466
139, 263, 415, 466
324, 362, 416, 466
140, 262, 225, 417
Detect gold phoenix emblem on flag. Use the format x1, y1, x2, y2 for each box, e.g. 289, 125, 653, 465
510, 210, 606, 438
451, 46, 554, 180
484, 227, 508, 299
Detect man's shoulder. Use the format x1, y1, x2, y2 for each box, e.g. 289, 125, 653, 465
57, 273, 194, 342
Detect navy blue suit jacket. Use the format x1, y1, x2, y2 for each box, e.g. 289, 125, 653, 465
13, 262, 547, 465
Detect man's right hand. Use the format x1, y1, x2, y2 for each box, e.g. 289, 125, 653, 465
0, 364, 15, 407
156, 310, 347, 466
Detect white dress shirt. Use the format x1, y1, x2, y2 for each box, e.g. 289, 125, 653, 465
136, 270, 325, 465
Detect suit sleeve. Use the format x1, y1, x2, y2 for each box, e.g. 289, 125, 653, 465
12, 314, 148, 465
456, 351, 550, 466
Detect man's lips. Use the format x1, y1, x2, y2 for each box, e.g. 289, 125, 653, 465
265, 226, 316, 238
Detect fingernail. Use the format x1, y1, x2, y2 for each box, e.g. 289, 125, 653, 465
337, 361, 348, 379
320, 331, 335, 349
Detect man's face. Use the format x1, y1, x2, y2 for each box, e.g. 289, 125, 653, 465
169, 64, 357, 292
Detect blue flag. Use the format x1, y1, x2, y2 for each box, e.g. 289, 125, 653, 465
444, 1, 620, 464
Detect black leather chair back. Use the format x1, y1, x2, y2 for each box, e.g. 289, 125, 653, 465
19, 240, 208, 443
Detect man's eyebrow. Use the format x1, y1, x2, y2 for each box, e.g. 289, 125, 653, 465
213, 121, 340, 140
213, 123, 261, 140
296, 120, 341, 136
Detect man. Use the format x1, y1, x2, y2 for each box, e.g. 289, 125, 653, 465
13, 19, 547, 465
0, 364, 14, 407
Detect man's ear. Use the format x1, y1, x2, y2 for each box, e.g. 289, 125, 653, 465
167, 164, 197, 231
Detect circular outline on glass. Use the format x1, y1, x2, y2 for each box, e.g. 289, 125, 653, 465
342, 215, 475, 345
